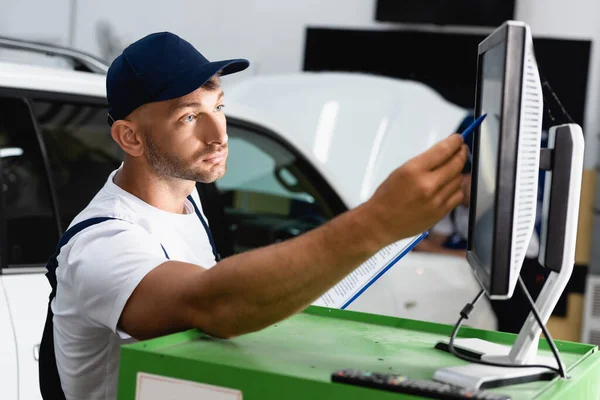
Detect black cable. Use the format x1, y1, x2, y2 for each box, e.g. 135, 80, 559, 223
517, 275, 568, 379
448, 287, 564, 376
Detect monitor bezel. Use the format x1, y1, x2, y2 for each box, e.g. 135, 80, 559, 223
467, 22, 526, 297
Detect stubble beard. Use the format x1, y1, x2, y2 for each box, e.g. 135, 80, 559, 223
144, 130, 227, 183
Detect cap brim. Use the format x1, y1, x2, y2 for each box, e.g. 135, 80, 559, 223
218, 58, 250, 76
154, 58, 250, 102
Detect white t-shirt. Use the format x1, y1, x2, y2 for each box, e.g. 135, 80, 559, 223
432, 205, 540, 258
51, 168, 217, 400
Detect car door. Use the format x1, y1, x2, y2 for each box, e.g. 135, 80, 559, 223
0, 95, 60, 400
0, 92, 120, 400
214, 118, 346, 254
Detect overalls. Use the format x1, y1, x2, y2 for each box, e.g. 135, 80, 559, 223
38, 195, 219, 399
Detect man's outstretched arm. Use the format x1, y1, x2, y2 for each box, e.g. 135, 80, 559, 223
119, 134, 468, 340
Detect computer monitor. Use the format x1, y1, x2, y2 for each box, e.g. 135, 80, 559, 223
434, 20, 584, 389
466, 20, 543, 300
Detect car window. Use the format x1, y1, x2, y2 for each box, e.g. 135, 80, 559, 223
0, 97, 59, 266
215, 121, 345, 253
31, 100, 123, 231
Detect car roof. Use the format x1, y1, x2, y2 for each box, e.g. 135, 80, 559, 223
0, 60, 106, 98
225, 72, 469, 208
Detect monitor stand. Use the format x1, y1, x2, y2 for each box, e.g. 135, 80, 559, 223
432, 124, 584, 389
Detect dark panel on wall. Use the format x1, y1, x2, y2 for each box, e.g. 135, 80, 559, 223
304, 28, 590, 129
375, 0, 516, 27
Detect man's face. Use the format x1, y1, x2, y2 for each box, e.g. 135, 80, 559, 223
135, 86, 228, 183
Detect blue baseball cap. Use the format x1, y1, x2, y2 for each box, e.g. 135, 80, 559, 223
106, 32, 249, 125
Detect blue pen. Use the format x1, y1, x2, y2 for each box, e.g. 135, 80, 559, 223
461, 113, 487, 139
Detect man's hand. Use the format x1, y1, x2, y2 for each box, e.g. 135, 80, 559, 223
365, 134, 468, 247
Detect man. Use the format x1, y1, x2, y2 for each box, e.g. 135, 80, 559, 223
39, 32, 468, 400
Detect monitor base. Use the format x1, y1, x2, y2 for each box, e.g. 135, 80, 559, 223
433, 338, 557, 389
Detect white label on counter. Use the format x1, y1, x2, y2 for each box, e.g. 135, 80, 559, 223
136, 372, 242, 400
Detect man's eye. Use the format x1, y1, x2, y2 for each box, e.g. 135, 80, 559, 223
216, 104, 226, 112
184, 114, 197, 123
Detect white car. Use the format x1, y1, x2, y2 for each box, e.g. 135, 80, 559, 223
0, 39, 496, 400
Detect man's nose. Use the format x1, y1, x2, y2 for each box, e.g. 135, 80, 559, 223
202, 114, 228, 145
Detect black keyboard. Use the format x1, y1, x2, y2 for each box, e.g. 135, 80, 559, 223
331, 369, 511, 400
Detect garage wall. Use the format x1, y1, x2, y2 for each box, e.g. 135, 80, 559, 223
0, 1, 71, 45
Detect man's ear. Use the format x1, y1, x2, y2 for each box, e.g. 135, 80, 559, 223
111, 120, 144, 157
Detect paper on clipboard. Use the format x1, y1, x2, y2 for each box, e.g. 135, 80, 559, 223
312, 232, 428, 309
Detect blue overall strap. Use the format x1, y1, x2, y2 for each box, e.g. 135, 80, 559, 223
40, 217, 118, 400
45, 217, 170, 299
187, 194, 220, 261
39, 216, 171, 400
46, 217, 118, 300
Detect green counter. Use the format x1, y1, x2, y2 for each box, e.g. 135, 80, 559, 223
118, 306, 600, 399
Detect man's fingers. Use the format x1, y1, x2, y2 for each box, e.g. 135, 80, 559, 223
431, 144, 468, 187
435, 173, 464, 208
412, 134, 464, 171
445, 189, 465, 214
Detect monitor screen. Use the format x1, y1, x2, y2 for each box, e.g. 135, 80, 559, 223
466, 21, 541, 298
471, 42, 506, 279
